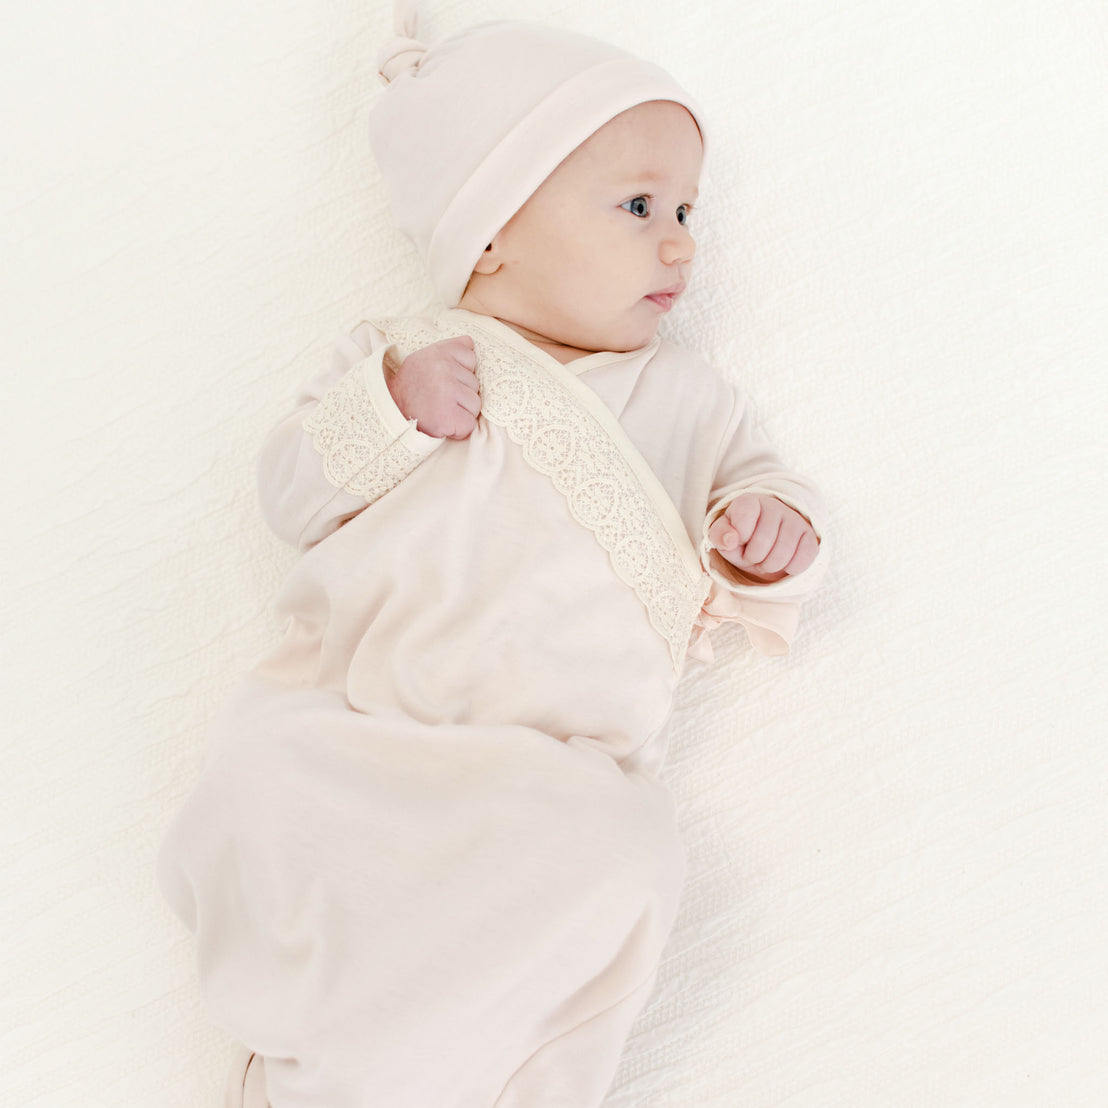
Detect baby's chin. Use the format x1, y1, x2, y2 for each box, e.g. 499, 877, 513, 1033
547, 315, 662, 357
485, 304, 662, 362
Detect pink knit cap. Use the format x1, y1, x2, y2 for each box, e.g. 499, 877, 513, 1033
369, 4, 707, 307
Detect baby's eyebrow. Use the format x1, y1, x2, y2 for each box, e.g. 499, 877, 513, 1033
620, 171, 699, 199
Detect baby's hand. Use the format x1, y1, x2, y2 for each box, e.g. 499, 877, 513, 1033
708, 493, 819, 582
386, 336, 482, 439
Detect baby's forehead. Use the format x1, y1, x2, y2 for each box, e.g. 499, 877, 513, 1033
581, 100, 700, 146
558, 101, 704, 184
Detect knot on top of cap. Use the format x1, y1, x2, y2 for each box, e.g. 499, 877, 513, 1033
377, 0, 425, 85
377, 34, 427, 85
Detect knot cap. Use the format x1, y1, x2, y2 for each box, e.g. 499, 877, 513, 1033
377, 34, 427, 85
368, 19, 706, 307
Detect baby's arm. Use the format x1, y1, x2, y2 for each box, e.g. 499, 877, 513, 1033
257, 326, 462, 550
706, 493, 819, 583
690, 378, 827, 656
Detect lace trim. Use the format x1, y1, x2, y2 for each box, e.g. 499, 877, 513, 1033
377, 315, 707, 668
303, 362, 424, 501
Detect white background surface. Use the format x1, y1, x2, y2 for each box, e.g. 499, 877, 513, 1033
3, 1, 1106, 1104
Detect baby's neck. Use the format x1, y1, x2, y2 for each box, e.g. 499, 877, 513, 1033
491, 318, 591, 365
453, 296, 594, 364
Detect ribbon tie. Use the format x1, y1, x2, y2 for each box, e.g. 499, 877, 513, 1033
377, 0, 427, 85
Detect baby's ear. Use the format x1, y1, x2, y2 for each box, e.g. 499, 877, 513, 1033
470, 239, 503, 276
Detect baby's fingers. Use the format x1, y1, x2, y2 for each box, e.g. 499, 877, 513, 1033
740, 511, 781, 567
750, 514, 819, 576
445, 407, 478, 440
442, 335, 477, 370
711, 494, 820, 579
785, 527, 819, 576
454, 381, 482, 418
441, 377, 482, 440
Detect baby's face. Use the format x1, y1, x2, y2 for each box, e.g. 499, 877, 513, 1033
462, 100, 703, 362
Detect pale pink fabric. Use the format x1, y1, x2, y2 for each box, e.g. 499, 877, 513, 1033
159, 311, 825, 1106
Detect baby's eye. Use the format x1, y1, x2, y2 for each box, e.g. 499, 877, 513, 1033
677, 204, 692, 226
621, 196, 651, 218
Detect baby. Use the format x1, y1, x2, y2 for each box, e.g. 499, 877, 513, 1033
159, 12, 826, 1108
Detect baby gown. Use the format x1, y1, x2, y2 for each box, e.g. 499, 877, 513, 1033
158, 308, 826, 1108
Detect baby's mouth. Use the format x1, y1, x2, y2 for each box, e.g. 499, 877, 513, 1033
644, 283, 686, 311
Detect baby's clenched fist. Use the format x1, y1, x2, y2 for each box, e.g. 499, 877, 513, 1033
708, 493, 819, 582
386, 336, 482, 440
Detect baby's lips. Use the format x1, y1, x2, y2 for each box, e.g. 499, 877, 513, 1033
650, 281, 686, 298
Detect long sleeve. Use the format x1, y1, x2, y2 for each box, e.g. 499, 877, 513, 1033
257, 322, 444, 550
693, 385, 829, 658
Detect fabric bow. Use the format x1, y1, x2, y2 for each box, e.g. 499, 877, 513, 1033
377, 0, 427, 85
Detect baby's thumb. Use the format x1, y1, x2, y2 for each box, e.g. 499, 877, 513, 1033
708, 515, 740, 552
723, 494, 762, 545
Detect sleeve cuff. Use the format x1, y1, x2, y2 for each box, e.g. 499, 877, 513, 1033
303, 344, 444, 501
360, 344, 445, 461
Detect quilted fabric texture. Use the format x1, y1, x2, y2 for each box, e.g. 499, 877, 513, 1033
3, 1, 1106, 1104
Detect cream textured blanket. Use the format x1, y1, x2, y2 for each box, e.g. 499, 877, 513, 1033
3, 2, 1106, 1105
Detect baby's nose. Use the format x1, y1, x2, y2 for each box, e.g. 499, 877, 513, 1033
660, 225, 695, 265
